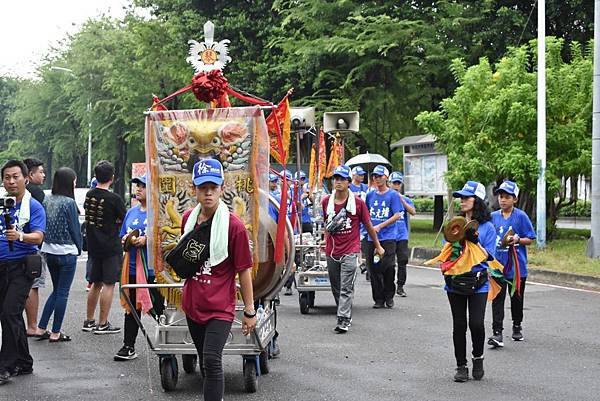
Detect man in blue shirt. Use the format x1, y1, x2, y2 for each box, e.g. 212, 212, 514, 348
488, 181, 535, 347
365, 165, 401, 308
389, 172, 415, 297
0, 160, 46, 384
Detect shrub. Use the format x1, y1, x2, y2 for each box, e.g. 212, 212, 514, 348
558, 201, 591, 217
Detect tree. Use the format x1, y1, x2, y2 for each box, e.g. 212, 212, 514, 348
416, 37, 592, 237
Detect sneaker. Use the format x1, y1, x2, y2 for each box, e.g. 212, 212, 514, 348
93, 322, 121, 335
385, 299, 394, 308
454, 365, 469, 382
512, 325, 524, 341
334, 318, 349, 334
487, 332, 504, 348
271, 338, 281, 358
114, 345, 137, 361
472, 357, 484, 380
82, 319, 96, 332
10, 366, 33, 377
373, 302, 385, 309
396, 286, 407, 297
0, 370, 10, 385
284, 287, 293, 296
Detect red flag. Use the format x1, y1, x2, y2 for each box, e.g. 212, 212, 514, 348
265, 96, 291, 164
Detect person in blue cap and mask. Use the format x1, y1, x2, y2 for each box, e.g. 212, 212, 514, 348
446, 180, 495, 382
295, 170, 313, 234
389, 171, 415, 297
365, 165, 402, 309
114, 175, 164, 361
488, 181, 535, 348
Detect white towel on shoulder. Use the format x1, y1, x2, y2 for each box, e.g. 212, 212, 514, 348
326, 190, 357, 220
183, 199, 230, 266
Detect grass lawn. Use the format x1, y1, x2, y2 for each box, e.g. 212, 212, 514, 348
409, 219, 600, 278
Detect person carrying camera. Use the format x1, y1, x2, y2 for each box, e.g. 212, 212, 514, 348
0, 160, 46, 384
322, 164, 384, 334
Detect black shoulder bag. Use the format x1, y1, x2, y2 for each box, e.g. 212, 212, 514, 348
164, 219, 211, 279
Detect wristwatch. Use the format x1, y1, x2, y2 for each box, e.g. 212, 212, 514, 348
243, 309, 257, 318
19, 232, 24, 242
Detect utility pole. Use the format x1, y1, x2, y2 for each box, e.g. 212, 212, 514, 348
536, 0, 546, 249
589, 0, 600, 257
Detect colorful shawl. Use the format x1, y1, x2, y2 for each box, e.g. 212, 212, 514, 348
120, 248, 153, 315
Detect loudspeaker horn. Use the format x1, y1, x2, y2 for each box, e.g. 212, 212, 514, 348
323, 111, 359, 133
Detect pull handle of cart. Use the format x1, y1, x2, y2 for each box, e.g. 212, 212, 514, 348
119, 283, 262, 352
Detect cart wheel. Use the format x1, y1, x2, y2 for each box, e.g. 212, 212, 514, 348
159, 356, 178, 391
243, 358, 258, 393
299, 293, 309, 314
308, 291, 315, 307
259, 350, 270, 374
182, 354, 197, 374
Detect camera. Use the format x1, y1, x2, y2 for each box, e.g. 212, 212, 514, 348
0, 197, 16, 209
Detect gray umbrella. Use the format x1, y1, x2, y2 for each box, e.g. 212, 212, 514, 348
345, 152, 392, 172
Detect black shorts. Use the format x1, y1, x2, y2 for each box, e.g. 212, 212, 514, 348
89, 254, 121, 284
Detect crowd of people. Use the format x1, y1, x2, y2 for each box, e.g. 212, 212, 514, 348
0, 155, 535, 392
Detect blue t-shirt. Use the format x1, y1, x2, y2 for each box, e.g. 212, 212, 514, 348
444, 220, 496, 294
491, 208, 536, 278
395, 193, 414, 241
296, 183, 312, 224
0, 197, 46, 260
119, 205, 152, 276
349, 182, 369, 199
268, 190, 280, 222
365, 189, 401, 242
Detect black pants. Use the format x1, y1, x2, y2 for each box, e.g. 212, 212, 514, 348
447, 291, 487, 367
186, 317, 232, 401
0, 260, 34, 373
491, 277, 527, 332
366, 240, 396, 303
395, 240, 409, 287
123, 275, 164, 348
301, 222, 313, 234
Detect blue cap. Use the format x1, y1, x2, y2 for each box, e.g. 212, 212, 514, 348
332, 164, 351, 180
495, 180, 519, 197
372, 165, 389, 177
269, 173, 279, 182
90, 177, 98, 188
453, 180, 486, 200
390, 171, 404, 183
193, 159, 224, 186
295, 170, 307, 179
131, 175, 147, 186
281, 169, 293, 180
351, 166, 366, 176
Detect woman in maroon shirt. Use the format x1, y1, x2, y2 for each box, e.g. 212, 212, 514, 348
180, 159, 256, 401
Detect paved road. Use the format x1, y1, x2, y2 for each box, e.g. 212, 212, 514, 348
3, 256, 600, 401
413, 214, 591, 230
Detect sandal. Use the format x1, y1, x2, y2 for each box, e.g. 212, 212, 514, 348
36, 332, 51, 341
49, 333, 72, 343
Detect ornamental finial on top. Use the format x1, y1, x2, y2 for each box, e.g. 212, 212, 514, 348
186, 21, 232, 74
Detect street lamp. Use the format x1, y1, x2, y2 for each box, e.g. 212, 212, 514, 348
49, 66, 93, 185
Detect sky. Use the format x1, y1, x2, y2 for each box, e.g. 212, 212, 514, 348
0, 0, 135, 79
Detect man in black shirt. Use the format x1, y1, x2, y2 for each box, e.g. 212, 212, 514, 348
22, 158, 46, 338
23, 158, 45, 204
83, 161, 126, 334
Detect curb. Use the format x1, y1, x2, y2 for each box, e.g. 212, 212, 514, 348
409, 246, 600, 292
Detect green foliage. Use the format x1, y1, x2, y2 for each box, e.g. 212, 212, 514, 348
411, 197, 460, 213
416, 37, 592, 233
558, 201, 591, 217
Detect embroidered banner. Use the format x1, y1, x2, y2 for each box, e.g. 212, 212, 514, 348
144, 107, 275, 305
